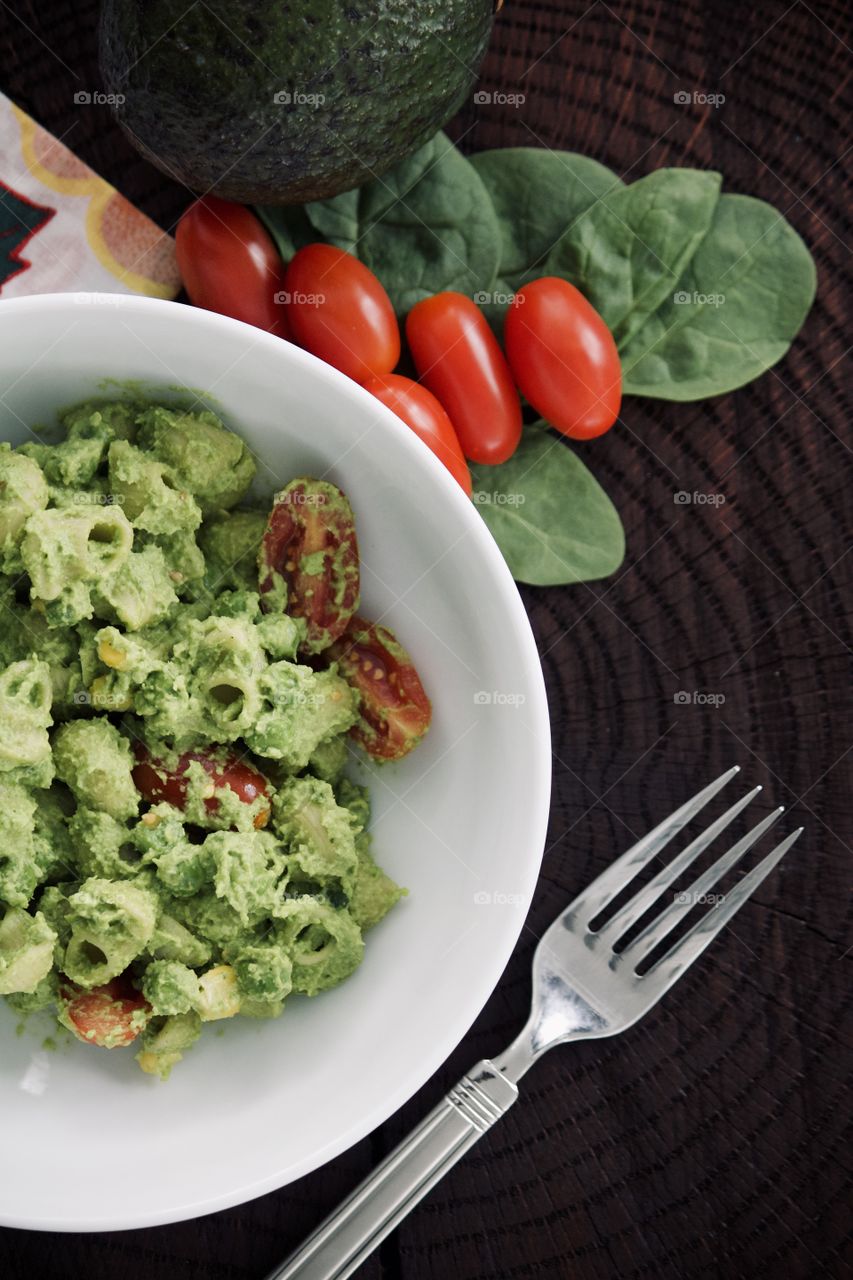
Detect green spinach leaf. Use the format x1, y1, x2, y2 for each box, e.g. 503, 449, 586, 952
256, 129, 504, 315
303, 188, 360, 250
254, 203, 316, 262
353, 132, 501, 314
470, 148, 622, 329
470, 148, 623, 289
258, 132, 502, 317
545, 168, 722, 348
275, 133, 501, 314
470, 423, 625, 586
620, 193, 818, 399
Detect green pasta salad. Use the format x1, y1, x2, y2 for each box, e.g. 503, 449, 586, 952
0, 398, 431, 1078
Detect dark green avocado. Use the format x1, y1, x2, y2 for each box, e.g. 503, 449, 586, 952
99, 0, 495, 204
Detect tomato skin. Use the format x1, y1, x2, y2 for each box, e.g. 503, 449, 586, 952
326, 616, 431, 761
132, 747, 271, 829
284, 244, 400, 382
58, 975, 150, 1048
175, 196, 289, 336
258, 477, 360, 653
503, 277, 621, 439
405, 292, 522, 465
361, 373, 472, 495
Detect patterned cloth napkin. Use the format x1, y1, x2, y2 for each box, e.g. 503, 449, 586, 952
0, 92, 180, 299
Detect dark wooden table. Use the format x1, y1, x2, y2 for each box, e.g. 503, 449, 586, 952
2, 2, 850, 1277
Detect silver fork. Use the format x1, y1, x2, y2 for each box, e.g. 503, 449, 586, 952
267, 767, 802, 1280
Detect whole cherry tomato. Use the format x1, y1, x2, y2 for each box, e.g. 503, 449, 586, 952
405, 292, 522, 465
132, 747, 271, 829
361, 373, 472, 495
325, 616, 431, 761
503, 277, 621, 439
175, 196, 289, 336
284, 244, 400, 382
258, 477, 360, 653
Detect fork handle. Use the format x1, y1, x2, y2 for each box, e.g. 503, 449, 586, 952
267, 1060, 519, 1280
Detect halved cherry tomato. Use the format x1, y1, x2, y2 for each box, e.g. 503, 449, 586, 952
58, 975, 150, 1048
175, 196, 290, 336
503, 277, 621, 439
406, 292, 522, 465
284, 244, 400, 382
258, 477, 360, 653
132, 746, 271, 829
361, 373, 472, 496
325, 616, 431, 761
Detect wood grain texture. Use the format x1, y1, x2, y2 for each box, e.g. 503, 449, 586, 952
0, 2, 850, 1277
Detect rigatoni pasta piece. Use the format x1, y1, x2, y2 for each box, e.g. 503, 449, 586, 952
247, 663, 357, 769
135, 405, 256, 515
198, 509, 268, 596
0, 447, 48, 561
274, 896, 364, 997
0, 907, 57, 995
93, 544, 179, 631
135, 1010, 201, 1079
53, 719, 139, 820
146, 913, 212, 969
0, 658, 53, 787
0, 782, 39, 908
208, 829, 286, 925
228, 940, 293, 1004
272, 775, 358, 897
62, 877, 158, 987
21, 504, 133, 613
107, 439, 201, 538
141, 959, 199, 1016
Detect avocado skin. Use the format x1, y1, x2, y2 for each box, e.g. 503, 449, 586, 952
99, 0, 494, 205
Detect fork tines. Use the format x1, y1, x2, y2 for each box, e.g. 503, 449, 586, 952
576, 767, 803, 980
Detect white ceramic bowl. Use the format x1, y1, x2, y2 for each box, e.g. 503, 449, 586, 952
0, 294, 550, 1231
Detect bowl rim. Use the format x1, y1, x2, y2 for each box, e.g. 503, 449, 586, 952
0, 292, 552, 1231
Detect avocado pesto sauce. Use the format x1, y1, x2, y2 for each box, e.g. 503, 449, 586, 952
0, 399, 403, 1079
